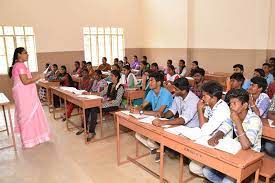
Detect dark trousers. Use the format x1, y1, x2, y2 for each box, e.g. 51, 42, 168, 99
84, 106, 118, 133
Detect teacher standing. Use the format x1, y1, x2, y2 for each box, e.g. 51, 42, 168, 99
9, 47, 51, 148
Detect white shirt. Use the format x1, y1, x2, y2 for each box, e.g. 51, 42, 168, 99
169, 91, 200, 127
201, 99, 232, 137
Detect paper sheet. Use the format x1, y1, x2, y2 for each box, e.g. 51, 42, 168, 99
268, 119, 275, 128
77, 95, 103, 100
43, 65, 51, 74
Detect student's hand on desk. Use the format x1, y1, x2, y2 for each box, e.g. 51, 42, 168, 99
82, 91, 90, 95
208, 135, 220, 146
152, 119, 163, 127
130, 106, 139, 114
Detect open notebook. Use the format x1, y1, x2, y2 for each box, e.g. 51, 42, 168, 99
165, 126, 241, 155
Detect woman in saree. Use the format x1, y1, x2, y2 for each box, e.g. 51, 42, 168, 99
9, 47, 51, 148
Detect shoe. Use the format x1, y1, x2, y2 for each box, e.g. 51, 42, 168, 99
76, 129, 84, 135
87, 132, 96, 142
167, 150, 179, 160
150, 148, 157, 154
155, 152, 160, 163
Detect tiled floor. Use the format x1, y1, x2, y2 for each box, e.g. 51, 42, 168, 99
0, 105, 206, 183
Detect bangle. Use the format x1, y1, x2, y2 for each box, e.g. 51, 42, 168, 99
237, 132, 246, 138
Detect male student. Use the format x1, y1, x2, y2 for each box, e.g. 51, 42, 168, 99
264, 95, 275, 157
152, 77, 199, 128
202, 88, 262, 183
247, 76, 270, 118
226, 64, 245, 91
130, 71, 173, 162
190, 67, 205, 98
262, 63, 274, 85
189, 81, 231, 177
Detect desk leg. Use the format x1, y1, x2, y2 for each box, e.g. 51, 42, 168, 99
52, 93, 56, 119
179, 154, 183, 183
47, 88, 51, 112
64, 99, 68, 130
159, 143, 164, 183
116, 115, 121, 165
83, 108, 87, 144
7, 104, 16, 152
254, 168, 260, 183
136, 137, 139, 157
99, 107, 103, 138
2, 105, 9, 136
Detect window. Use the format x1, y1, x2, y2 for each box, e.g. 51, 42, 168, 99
0, 26, 38, 74
83, 27, 125, 66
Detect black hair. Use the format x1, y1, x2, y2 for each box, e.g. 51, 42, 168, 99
149, 71, 164, 86
82, 61, 86, 64
61, 65, 67, 73
254, 68, 265, 77
192, 67, 205, 76
102, 57, 107, 61
167, 64, 175, 71
114, 58, 119, 62
53, 64, 58, 68
112, 64, 120, 70
192, 61, 198, 66
133, 55, 138, 59
143, 56, 147, 60
45, 63, 50, 67
179, 59, 185, 64
87, 62, 92, 65
151, 62, 159, 70
75, 61, 80, 66
167, 59, 172, 65
230, 73, 245, 85
263, 63, 271, 68
233, 64, 244, 72
174, 78, 189, 92
95, 69, 102, 76
111, 70, 121, 83
225, 88, 249, 105
123, 65, 131, 71
124, 56, 128, 60
179, 59, 186, 74
9, 47, 25, 78
201, 80, 223, 100
250, 76, 268, 93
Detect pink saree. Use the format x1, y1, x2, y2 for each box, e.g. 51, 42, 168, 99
12, 62, 51, 148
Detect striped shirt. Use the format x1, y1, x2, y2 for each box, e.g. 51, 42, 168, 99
249, 93, 270, 118
218, 110, 262, 152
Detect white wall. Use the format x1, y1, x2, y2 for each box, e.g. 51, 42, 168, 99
0, 0, 142, 52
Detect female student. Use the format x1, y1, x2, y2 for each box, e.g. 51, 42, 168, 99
122, 65, 138, 88
72, 61, 81, 75
86, 62, 94, 77
165, 65, 180, 84
9, 47, 51, 148
90, 70, 108, 92
76, 70, 124, 141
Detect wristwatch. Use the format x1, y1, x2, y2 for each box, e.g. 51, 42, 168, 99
139, 110, 144, 115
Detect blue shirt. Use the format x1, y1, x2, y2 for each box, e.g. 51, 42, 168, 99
265, 73, 274, 86
145, 87, 173, 113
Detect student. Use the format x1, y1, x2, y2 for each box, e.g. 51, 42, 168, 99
72, 61, 81, 75
80, 61, 87, 71
164, 65, 180, 84
121, 65, 138, 88
86, 62, 94, 77
97, 57, 111, 71
242, 68, 265, 90
130, 55, 140, 70
176, 59, 187, 77
47, 64, 60, 81
112, 64, 120, 72
190, 68, 205, 98
265, 96, 275, 157
267, 72, 275, 98
118, 60, 123, 69
189, 61, 199, 76
247, 76, 270, 118
130, 71, 173, 162
152, 77, 199, 128
229, 73, 245, 90
63, 69, 92, 121
137, 61, 150, 77
268, 57, 275, 75
226, 64, 244, 91
164, 59, 173, 74
150, 62, 159, 72
189, 81, 231, 177
90, 70, 108, 92
76, 70, 124, 141
113, 58, 119, 65
141, 55, 148, 62
123, 56, 130, 66
202, 88, 262, 183
262, 63, 274, 85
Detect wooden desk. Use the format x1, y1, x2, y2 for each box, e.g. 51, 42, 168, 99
261, 119, 275, 141
51, 87, 104, 143
124, 89, 145, 106
37, 80, 60, 112
205, 74, 227, 87
0, 93, 16, 152
115, 112, 264, 183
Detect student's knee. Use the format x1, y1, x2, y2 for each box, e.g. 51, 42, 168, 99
189, 161, 204, 177
264, 141, 275, 157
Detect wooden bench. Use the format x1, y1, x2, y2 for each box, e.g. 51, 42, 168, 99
260, 155, 275, 183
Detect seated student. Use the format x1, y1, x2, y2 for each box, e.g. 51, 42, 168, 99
130, 55, 140, 70
46, 64, 57, 80
226, 64, 245, 92
44, 63, 51, 75
113, 58, 119, 65
97, 57, 111, 71
121, 65, 138, 88
152, 77, 199, 128
262, 63, 274, 85
76, 70, 124, 141
90, 70, 108, 92
63, 69, 93, 121
190, 68, 205, 98
137, 61, 150, 77
164, 59, 173, 74
141, 55, 148, 62
267, 72, 275, 99
242, 68, 265, 90
123, 56, 130, 66
72, 61, 81, 75
265, 95, 275, 157
247, 76, 270, 118
202, 88, 262, 183
176, 59, 187, 77
118, 60, 123, 69
104, 64, 121, 82
164, 65, 180, 84
268, 57, 275, 75
189, 60, 199, 76
229, 73, 245, 90
39, 63, 52, 101
130, 71, 173, 162
150, 62, 159, 72
86, 62, 94, 77
189, 81, 231, 177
